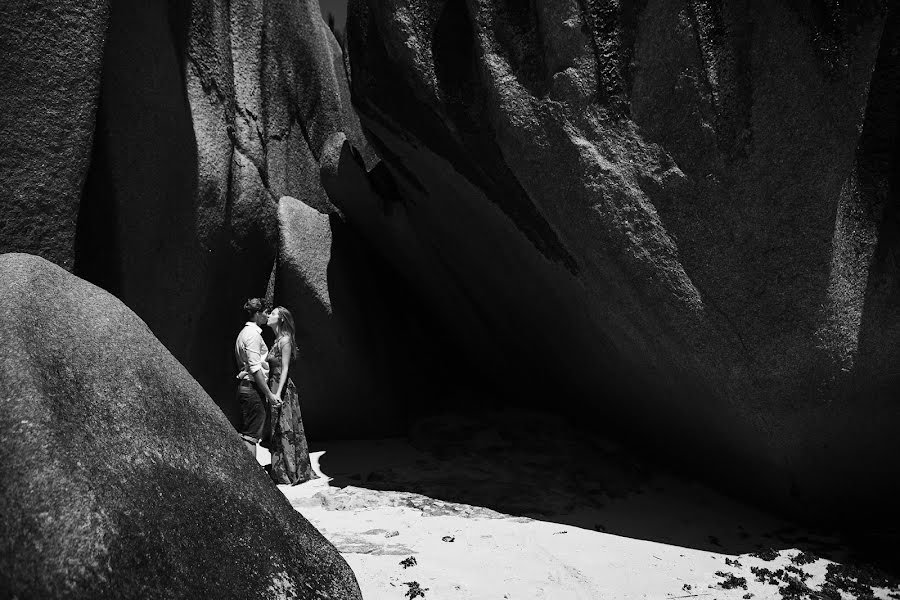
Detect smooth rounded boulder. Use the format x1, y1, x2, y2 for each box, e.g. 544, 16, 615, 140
0, 253, 362, 599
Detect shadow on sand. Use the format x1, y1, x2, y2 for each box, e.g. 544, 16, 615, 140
315, 409, 891, 573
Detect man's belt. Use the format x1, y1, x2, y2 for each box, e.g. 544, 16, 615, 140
238, 379, 255, 387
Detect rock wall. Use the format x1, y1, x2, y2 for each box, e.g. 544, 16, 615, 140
2, 0, 898, 529
0, 253, 361, 599
342, 0, 900, 524
275, 196, 425, 436
0, 1, 108, 269
1, 0, 409, 438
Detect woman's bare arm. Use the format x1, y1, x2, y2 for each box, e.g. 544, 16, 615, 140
274, 338, 291, 398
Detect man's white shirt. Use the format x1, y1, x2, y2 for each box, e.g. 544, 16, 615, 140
235, 322, 269, 381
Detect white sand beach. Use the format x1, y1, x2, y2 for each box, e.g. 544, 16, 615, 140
257, 412, 898, 600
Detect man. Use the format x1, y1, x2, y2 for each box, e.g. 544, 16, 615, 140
234, 298, 281, 457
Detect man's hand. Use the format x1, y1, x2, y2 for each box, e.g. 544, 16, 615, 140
251, 369, 280, 407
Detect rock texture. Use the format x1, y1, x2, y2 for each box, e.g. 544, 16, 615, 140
275, 194, 462, 437
342, 0, 900, 523
0, 1, 109, 269
69, 0, 377, 432
275, 196, 401, 437
0, 253, 361, 599
3, 0, 898, 532
0, 0, 452, 439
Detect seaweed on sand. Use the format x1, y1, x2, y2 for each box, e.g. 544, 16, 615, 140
403, 581, 429, 599
715, 571, 748, 590
752, 548, 781, 561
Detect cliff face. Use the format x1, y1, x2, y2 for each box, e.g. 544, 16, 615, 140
0, 0, 421, 437
74, 0, 385, 433
0, 1, 108, 269
339, 0, 900, 522
1, 0, 898, 527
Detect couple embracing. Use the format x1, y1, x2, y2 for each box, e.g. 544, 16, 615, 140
234, 298, 314, 485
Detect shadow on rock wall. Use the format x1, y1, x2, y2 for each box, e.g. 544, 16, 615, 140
343, 0, 900, 530
65, 0, 427, 440
273, 195, 472, 439
73, 0, 275, 430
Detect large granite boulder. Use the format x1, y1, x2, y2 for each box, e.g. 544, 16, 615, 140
275, 195, 457, 438
275, 196, 394, 438
342, 0, 900, 523
0, 0, 378, 435
0, 0, 451, 441
0, 253, 362, 599
0, 1, 108, 269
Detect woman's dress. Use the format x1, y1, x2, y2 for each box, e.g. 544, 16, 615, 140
266, 339, 313, 485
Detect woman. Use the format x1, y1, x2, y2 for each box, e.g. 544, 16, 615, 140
265, 306, 314, 484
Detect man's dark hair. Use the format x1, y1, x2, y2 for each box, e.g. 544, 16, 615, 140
243, 297, 266, 318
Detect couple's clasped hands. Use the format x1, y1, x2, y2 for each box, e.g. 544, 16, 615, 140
268, 392, 283, 409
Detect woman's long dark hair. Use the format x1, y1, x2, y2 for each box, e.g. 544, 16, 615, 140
274, 306, 298, 360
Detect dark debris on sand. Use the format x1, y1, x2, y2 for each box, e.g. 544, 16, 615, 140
824, 561, 900, 599
751, 566, 785, 585
791, 551, 819, 566
751, 548, 781, 561
715, 571, 749, 590
745, 557, 900, 600
403, 581, 428, 599
784, 565, 812, 581
777, 575, 813, 599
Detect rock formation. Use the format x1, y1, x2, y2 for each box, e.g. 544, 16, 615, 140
76, 0, 382, 432
339, 0, 900, 524
0, 253, 361, 599
1, 0, 898, 531
275, 196, 400, 435
0, 1, 108, 270
1, 0, 398, 437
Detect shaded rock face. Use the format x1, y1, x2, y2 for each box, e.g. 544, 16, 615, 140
0, 253, 361, 599
0, 1, 109, 269
343, 0, 900, 522
1, 0, 455, 440
0, 0, 380, 434
275, 196, 397, 437
275, 195, 465, 437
